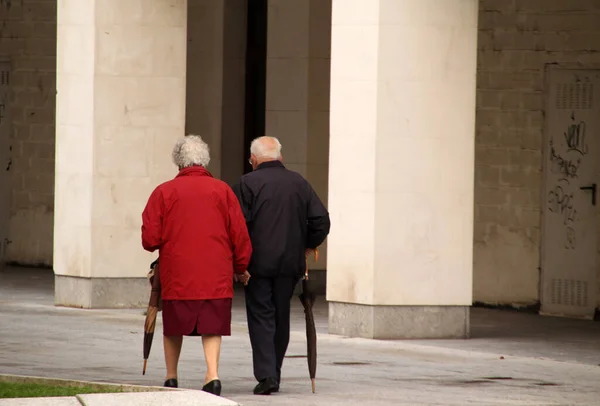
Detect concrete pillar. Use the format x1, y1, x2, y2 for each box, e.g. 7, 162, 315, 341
54, 0, 187, 308
327, 0, 478, 338
266, 0, 331, 275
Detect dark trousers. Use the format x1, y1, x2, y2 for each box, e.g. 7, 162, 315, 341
244, 276, 299, 382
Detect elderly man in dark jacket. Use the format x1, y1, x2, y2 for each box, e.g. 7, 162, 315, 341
234, 136, 330, 395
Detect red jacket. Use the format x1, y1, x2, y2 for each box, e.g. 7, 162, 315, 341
141, 166, 252, 300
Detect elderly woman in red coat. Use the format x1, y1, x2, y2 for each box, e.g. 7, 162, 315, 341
141, 135, 252, 396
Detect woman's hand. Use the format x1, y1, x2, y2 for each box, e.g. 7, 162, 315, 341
234, 270, 251, 286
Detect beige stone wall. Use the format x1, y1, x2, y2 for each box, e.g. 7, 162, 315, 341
474, 0, 600, 305
0, 0, 56, 266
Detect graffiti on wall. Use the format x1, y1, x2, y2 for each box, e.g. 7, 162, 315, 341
547, 112, 589, 250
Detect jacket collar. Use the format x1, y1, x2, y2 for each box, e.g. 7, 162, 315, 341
256, 160, 285, 170
176, 166, 213, 178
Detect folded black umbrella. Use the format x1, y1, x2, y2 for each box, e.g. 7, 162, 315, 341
298, 249, 319, 393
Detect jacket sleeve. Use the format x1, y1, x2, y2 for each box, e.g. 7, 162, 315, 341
227, 187, 253, 273
233, 178, 254, 224
141, 186, 165, 252
306, 184, 331, 249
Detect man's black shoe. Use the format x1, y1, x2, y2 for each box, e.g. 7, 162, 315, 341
164, 378, 178, 388
253, 377, 279, 395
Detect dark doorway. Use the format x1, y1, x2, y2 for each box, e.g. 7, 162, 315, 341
243, 0, 268, 174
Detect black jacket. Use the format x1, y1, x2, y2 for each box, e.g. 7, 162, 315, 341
234, 161, 330, 278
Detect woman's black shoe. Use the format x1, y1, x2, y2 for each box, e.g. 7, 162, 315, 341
164, 378, 178, 388
202, 379, 222, 396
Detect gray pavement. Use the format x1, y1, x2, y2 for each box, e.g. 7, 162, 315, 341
2, 267, 600, 405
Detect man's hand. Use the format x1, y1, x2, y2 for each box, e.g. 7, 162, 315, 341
305, 248, 319, 262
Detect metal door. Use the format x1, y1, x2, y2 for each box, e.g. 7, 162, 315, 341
0, 62, 11, 263
541, 68, 599, 319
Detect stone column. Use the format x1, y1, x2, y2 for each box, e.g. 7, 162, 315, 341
327, 0, 478, 338
54, 0, 187, 308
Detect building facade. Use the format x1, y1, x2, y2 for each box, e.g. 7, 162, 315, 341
0, 0, 599, 338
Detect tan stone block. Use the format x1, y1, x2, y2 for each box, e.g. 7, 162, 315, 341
35, 158, 55, 175
475, 127, 501, 147
520, 92, 543, 111
29, 124, 54, 142
482, 70, 543, 92
538, 32, 569, 52
12, 90, 33, 107
22, 141, 54, 159
268, 0, 309, 59
473, 222, 489, 243
309, 0, 331, 59
11, 191, 31, 211
475, 109, 499, 129
475, 146, 509, 166
24, 107, 54, 124
32, 21, 57, 39
520, 129, 543, 150
475, 186, 509, 206
477, 30, 494, 52
23, 0, 56, 21
30, 191, 55, 211
477, 205, 515, 226
25, 38, 56, 57
27, 71, 56, 90
0, 37, 25, 55
481, 0, 516, 13
5, 20, 32, 38
22, 173, 54, 194
500, 92, 523, 110
493, 31, 536, 51
266, 58, 309, 112
307, 111, 330, 166
500, 167, 542, 188
508, 149, 542, 168
509, 188, 541, 208
475, 166, 501, 187
9, 106, 26, 123
478, 11, 518, 31
308, 57, 331, 112
517, 207, 541, 228
477, 90, 502, 109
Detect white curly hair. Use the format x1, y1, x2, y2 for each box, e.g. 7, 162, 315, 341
172, 135, 211, 169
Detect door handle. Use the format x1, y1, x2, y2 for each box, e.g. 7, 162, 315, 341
580, 183, 597, 206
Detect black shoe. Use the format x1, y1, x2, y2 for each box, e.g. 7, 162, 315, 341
164, 378, 178, 388
272, 378, 280, 393
254, 377, 279, 395
202, 379, 222, 396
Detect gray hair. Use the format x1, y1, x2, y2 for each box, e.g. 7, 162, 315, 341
172, 135, 211, 169
250, 136, 282, 160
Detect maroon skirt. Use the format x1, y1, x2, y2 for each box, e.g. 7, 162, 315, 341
162, 298, 232, 337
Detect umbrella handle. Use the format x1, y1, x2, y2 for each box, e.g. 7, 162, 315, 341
304, 248, 319, 281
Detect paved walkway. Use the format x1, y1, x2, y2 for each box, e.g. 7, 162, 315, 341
2, 267, 600, 405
